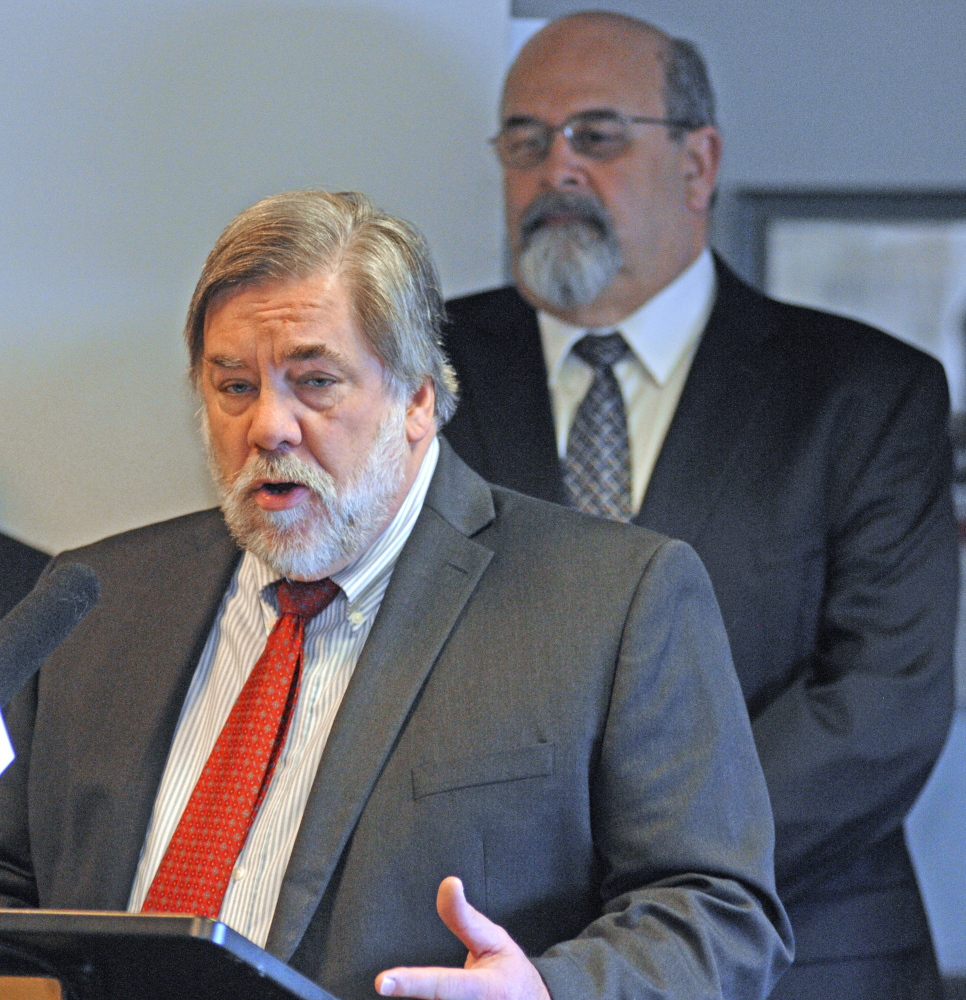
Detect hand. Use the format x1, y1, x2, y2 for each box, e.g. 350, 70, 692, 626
375, 876, 551, 1000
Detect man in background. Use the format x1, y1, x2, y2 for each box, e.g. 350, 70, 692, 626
442, 12, 957, 999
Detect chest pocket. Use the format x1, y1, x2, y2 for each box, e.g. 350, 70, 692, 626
412, 743, 554, 800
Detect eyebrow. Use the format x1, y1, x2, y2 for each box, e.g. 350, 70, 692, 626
503, 114, 543, 127
206, 355, 246, 370
502, 108, 623, 127
204, 343, 348, 369
284, 343, 346, 364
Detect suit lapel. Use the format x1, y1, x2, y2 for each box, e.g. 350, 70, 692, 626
636, 262, 774, 545
76, 511, 241, 908
267, 443, 495, 958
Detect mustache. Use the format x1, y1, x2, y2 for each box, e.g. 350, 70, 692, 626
228, 451, 336, 501
519, 191, 614, 244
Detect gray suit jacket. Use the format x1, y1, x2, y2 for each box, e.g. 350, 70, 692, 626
0, 442, 791, 1000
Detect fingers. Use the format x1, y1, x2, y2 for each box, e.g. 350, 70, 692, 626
374, 878, 552, 1000
434, 877, 509, 959
375, 966, 479, 1000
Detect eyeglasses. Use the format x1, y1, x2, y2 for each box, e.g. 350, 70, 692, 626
490, 109, 695, 169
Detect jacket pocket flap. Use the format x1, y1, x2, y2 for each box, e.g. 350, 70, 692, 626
412, 742, 554, 800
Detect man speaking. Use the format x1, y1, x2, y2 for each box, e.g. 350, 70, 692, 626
0, 190, 790, 1000
441, 12, 957, 1000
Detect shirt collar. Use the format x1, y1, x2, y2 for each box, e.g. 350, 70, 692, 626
538, 246, 716, 387
244, 435, 440, 609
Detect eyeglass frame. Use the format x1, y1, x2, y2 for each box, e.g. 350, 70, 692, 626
489, 109, 699, 169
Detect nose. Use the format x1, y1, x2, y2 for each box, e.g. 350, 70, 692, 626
247, 386, 302, 455
541, 130, 590, 191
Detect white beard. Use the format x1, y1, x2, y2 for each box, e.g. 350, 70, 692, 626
518, 223, 622, 310
206, 404, 410, 580
516, 191, 623, 311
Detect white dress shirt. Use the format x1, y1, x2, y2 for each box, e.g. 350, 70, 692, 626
128, 437, 440, 946
539, 248, 716, 510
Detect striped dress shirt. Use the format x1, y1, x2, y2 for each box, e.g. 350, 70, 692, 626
127, 437, 440, 946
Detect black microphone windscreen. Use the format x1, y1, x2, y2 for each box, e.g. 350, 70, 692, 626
0, 561, 100, 708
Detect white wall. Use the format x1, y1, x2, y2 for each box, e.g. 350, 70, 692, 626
511, 0, 966, 186
0, 0, 509, 553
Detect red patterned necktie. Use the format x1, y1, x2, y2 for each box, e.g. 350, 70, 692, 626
141, 577, 340, 918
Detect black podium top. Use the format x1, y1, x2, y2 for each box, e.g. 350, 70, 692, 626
0, 910, 337, 1000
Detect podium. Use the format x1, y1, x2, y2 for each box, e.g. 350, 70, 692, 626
0, 910, 336, 1000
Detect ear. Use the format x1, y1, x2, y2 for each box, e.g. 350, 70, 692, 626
680, 126, 722, 213
405, 378, 436, 444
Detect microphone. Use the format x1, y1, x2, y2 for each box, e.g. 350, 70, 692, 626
0, 561, 100, 708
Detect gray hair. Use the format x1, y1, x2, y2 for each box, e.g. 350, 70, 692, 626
661, 36, 717, 142
185, 189, 458, 423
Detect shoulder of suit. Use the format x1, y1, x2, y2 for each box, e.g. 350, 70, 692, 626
445, 284, 520, 310
0, 531, 50, 570
0, 531, 51, 616
488, 481, 669, 555
444, 285, 534, 331
480, 483, 713, 607
713, 257, 946, 387
55, 508, 233, 566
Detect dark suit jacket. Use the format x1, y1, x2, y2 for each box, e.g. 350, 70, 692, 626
0, 532, 49, 619
441, 264, 958, 971
0, 442, 791, 1000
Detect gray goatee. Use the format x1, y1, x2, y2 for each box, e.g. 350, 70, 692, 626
517, 191, 622, 310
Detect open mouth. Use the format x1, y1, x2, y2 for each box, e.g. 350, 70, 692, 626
252, 480, 311, 511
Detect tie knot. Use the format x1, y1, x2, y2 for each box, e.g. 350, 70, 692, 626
572, 331, 628, 371
276, 578, 341, 619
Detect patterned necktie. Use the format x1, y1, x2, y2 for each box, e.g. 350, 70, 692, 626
141, 577, 340, 918
563, 332, 633, 522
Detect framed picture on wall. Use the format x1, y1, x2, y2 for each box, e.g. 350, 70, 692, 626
732, 188, 966, 703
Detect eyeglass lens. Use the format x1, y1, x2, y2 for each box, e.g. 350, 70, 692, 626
495, 111, 634, 168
